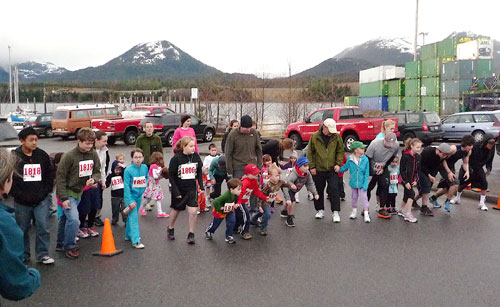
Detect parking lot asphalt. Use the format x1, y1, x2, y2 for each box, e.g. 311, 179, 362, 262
3, 137, 500, 307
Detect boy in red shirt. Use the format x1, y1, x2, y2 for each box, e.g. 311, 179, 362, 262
234, 164, 268, 240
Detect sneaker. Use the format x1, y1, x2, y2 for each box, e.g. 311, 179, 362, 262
187, 232, 195, 245
315, 210, 325, 219
387, 207, 398, 215
78, 228, 89, 238
133, 242, 145, 249
75, 236, 80, 242
280, 210, 288, 218
124, 237, 131, 241
65, 248, 79, 259
286, 215, 295, 227
260, 229, 268, 236
167, 228, 175, 240
139, 208, 147, 216
404, 213, 418, 223
377, 208, 391, 219
444, 200, 451, 213
340, 198, 346, 202
479, 203, 488, 211
55, 244, 64, 252
201, 208, 210, 212
157, 212, 169, 218
450, 196, 460, 204
197, 210, 201, 215
241, 232, 253, 240
430, 198, 441, 208
397, 210, 405, 217
87, 228, 99, 237
364, 212, 371, 223
420, 205, 434, 216
225, 236, 236, 244
111, 219, 118, 225
349, 208, 357, 219
205, 231, 213, 240
94, 216, 104, 227
38, 256, 55, 265
332, 211, 340, 223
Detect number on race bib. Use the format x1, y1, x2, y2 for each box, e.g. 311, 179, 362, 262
390, 174, 399, 185
79, 160, 94, 177
132, 176, 147, 188
180, 163, 197, 180
111, 176, 124, 190
23, 164, 42, 182
223, 202, 235, 213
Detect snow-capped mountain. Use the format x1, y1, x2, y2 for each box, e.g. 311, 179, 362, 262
107, 41, 183, 66
16, 61, 68, 80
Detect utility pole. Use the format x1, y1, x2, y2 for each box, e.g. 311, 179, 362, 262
413, 0, 419, 61
43, 87, 47, 113
8, 46, 13, 104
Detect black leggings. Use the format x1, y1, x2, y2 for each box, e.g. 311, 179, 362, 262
79, 209, 97, 229
403, 187, 416, 203
387, 193, 397, 208
367, 169, 389, 207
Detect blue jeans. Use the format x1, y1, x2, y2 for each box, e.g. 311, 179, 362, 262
250, 205, 272, 230
205, 211, 236, 238
57, 197, 80, 250
15, 195, 51, 259
125, 196, 141, 244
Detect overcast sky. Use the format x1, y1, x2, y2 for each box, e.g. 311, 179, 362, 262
1, 0, 499, 77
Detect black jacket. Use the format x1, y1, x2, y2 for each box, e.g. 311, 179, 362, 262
400, 150, 421, 185
469, 133, 495, 172
106, 168, 124, 198
10, 147, 54, 206
262, 139, 281, 164
168, 152, 203, 197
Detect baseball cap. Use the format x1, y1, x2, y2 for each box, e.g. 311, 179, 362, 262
323, 118, 338, 134
244, 164, 260, 176
240, 115, 253, 128
351, 141, 367, 150
384, 132, 397, 146
297, 156, 310, 167
437, 143, 451, 154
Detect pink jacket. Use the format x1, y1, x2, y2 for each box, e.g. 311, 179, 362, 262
172, 127, 199, 153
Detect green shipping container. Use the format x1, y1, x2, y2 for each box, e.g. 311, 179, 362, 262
441, 98, 461, 115
405, 61, 421, 79
441, 60, 475, 81
344, 96, 359, 106
388, 79, 405, 96
405, 79, 421, 96
359, 81, 388, 97
421, 96, 440, 113
388, 96, 405, 111
437, 38, 458, 59
421, 77, 440, 96
421, 58, 441, 77
441, 79, 473, 98
421, 43, 437, 60
403, 96, 420, 111
476, 59, 492, 79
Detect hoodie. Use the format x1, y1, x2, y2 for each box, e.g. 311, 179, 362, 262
339, 154, 370, 190
10, 146, 54, 207
400, 149, 421, 185
469, 133, 495, 173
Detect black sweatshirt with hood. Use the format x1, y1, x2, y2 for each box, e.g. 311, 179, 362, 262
469, 133, 495, 173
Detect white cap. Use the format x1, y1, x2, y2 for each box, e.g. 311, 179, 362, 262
323, 118, 338, 134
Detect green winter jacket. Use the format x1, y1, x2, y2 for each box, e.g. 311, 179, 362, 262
135, 133, 163, 165
306, 125, 345, 172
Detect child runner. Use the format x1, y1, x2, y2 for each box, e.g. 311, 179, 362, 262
250, 165, 292, 235
56, 128, 101, 259
123, 148, 149, 249
281, 151, 299, 201
338, 154, 347, 201
209, 155, 228, 200
282, 157, 319, 227
260, 154, 272, 186
205, 178, 242, 244
235, 164, 269, 240
77, 183, 100, 238
106, 164, 126, 225
167, 136, 203, 244
399, 138, 422, 223
387, 156, 400, 215
139, 152, 169, 218
203, 143, 218, 205
339, 141, 371, 223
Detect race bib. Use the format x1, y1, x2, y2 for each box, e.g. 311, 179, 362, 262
390, 174, 399, 185
267, 192, 279, 202
223, 202, 235, 213
111, 176, 124, 190
373, 162, 385, 172
132, 176, 147, 188
23, 164, 41, 182
262, 172, 270, 184
242, 188, 253, 200
180, 163, 197, 180
79, 160, 94, 177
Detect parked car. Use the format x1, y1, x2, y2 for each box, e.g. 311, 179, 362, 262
52, 104, 120, 139
388, 111, 443, 144
92, 106, 175, 145
23, 113, 54, 137
139, 113, 215, 146
285, 106, 399, 151
441, 110, 500, 142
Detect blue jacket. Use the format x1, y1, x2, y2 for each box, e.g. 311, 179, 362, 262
0, 202, 40, 301
339, 154, 370, 190
124, 164, 149, 205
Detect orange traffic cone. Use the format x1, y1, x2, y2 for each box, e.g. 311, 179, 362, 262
93, 218, 123, 257
492, 194, 500, 210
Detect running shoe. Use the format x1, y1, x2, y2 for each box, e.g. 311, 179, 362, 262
87, 228, 99, 237
420, 205, 434, 216
205, 231, 213, 240
94, 216, 104, 227
157, 212, 169, 218
65, 248, 79, 259
479, 203, 488, 211
430, 198, 441, 208
364, 212, 371, 223
77, 228, 89, 238
225, 236, 236, 244
133, 242, 145, 249
315, 210, 325, 219
241, 233, 253, 240
332, 211, 341, 223
187, 232, 195, 245
404, 213, 418, 223
377, 209, 391, 219
349, 208, 357, 219
444, 200, 451, 213
280, 210, 288, 218
260, 228, 268, 236
167, 228, 175, 240
286, 215, 295, 227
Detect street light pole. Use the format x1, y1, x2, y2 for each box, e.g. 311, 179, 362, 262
8, 46, 13, 104
413, 0, 419, 61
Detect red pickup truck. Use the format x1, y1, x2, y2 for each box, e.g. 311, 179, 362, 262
285, 106, 398, 150
92, 106, 174, 145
